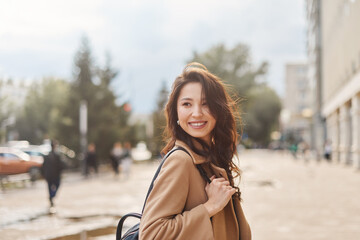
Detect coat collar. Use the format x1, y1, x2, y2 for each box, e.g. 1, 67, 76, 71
175, 140, 208, 164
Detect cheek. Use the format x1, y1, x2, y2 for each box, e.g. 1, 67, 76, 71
178, 107, 187, 120
204, 109, 216, 122
208, 115, 217, 130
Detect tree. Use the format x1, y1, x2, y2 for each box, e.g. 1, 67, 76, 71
0, 79, 18, 142
151, 81, 169, 155
93, 54, 132, 158
56, 37, 133, 161
55, 37, 96, 154
191, 43, 268, 97
243, 85, 282, 145
0, 79, 8, 127
14, 78, 70, 144
189, 43, 281, 146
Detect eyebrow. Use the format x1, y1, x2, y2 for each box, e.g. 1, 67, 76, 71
179, 97, 207, 101
179, 97, 193, 101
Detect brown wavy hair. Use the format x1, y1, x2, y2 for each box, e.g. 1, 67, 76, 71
162, 62, 242, 199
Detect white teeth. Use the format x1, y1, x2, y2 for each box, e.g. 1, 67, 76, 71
190, 122, 205, 127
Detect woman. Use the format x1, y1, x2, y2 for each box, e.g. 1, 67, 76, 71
139, 62, 251, 240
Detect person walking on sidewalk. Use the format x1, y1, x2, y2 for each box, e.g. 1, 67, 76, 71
119, 142, 132, 180
139, 62, 251, 240
84, 143, 98, 176
324, 140, 332, 162
110, 142, 123, 176
41, 140, 65, 208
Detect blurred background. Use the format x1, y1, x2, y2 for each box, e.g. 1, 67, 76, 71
1, 0, 360, 239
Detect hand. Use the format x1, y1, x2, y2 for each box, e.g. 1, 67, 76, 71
203, 176, 236, 217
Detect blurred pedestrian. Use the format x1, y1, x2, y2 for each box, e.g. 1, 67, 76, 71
120, 142, 132, 180
41, 140, 65, 209
324, 140, 332, 162
139, 62, 251, 239
298, 141, 310, 162
290, 143, 298, 159
110, 142, 123, 176
85, 143, 98, 176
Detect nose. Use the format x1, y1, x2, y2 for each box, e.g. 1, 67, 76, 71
192, 104, 203, 117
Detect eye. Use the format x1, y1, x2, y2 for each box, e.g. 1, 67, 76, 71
182, 102, 191, 107
202, 102, 208, 106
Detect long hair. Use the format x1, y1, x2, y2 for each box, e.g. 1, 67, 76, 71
162, 62, 242, 199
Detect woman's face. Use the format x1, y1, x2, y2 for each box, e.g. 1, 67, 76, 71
177, 82, 216, 144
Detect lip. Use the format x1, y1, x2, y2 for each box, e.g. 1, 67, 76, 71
188, 121, 207, 129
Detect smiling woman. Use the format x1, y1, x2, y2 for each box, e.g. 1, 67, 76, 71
177, 82, 217, 143
139, 62, 251, 240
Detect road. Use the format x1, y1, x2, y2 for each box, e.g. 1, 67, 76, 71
0, 150, 359, 240
240, 150, 360, 240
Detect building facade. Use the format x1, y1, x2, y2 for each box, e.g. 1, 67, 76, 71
308, 0, 360, 168
306, 0, 326, 160
282, 63, 312, 145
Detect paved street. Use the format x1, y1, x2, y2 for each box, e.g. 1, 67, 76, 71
239, 150, 360, 240
0, 150, 359, 240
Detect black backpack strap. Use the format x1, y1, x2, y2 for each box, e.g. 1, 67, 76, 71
196, 164, 211, 183
116, 213, 141, 240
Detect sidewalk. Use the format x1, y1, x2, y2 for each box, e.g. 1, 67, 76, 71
240, 150, 360, 240
1, 150, 359, 240
0, 162, 160, 240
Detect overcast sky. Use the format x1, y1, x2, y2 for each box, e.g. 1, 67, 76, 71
0, 0, 307, 114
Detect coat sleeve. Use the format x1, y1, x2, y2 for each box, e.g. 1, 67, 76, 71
139, 151, 213, 240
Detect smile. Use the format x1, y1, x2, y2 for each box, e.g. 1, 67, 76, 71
188, 121, 207, 128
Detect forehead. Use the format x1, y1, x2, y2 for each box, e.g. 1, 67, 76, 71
178, 82, 204, 100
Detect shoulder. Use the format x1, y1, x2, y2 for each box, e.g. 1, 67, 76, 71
159, 149, 194, 176
153, 149, 195, 190
164, 149, 193, 166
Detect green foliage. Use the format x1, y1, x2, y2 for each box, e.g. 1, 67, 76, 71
0, 79, 16, 142
55, 37, 132, 161
0, 79, 7, 124
14, 78, 70, 144
243, 85, 282, 145
191, 44, 268, 97
189, 43, 281, 146
151, 81, 169, 155
9, 37, 137, 163
55, 37, 96, 153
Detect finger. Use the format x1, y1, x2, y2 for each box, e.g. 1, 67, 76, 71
223, 185, 233, 190
222, 181, 230, 186
229, 187, 236, 194
212, 177, 226, 183
217, 180, 230, 186
210, 175, 216, 181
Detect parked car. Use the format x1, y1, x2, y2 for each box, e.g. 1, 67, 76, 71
0, 147, 43, 181
18, 145, 46, 163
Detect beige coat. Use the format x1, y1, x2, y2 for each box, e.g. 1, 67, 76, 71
139, 140, 251, 240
